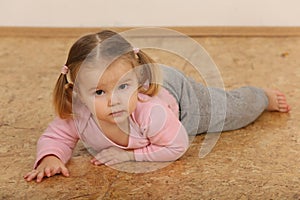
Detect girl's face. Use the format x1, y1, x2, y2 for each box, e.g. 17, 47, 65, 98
78, 58, 139, 127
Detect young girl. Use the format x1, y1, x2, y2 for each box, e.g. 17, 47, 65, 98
24, 30, 291, 183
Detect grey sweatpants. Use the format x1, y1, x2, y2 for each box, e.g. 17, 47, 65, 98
161, 66, 269, 136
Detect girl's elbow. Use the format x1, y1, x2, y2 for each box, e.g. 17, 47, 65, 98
171, 145, 189, 161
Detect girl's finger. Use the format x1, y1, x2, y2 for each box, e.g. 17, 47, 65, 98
94, 157, 107, 165
95, 155, 112, 165
44, 167, 51, 177
61, 167, 70, 177
90, 158, 97, 163
23, 172, 31, 179
93, 160, 102, 166
24, 170, 38, 181
36, 171, 45, 183
105, 159, 119, 166
52, 166, 62, 176
91, 158, 98, 165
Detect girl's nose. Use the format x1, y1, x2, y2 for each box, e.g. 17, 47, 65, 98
107, 92, 121, 106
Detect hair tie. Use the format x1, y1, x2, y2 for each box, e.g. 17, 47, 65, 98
133, 47, 140, 54
61, 65, 69, 75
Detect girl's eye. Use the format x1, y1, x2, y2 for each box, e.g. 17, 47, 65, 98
119, 83, 128, 90
95, 90, 105, 96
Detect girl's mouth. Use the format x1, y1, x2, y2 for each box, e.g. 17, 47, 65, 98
110, 110, 126, 118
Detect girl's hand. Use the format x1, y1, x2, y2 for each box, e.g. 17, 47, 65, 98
24, 155, 69, 183
91, 147, 135, 166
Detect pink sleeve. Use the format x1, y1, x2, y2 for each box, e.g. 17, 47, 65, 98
34, 117, 79, 168
133, 104, 189, 162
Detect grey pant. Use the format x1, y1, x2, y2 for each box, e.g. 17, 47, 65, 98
161, 66, 268, 135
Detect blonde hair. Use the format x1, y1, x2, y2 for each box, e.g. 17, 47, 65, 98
53, 30, 161, 119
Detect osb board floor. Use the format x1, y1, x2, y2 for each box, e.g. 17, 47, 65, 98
0, 33, 299, 199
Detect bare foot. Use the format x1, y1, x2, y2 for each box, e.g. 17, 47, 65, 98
264, 89, 291, 112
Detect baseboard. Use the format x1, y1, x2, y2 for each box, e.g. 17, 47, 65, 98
1, 26, 300, 37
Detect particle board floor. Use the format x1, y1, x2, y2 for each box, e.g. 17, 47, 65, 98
0, 31, 299, 199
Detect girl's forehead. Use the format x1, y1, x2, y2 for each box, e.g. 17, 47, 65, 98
106, 58, 133, 73
98, 61, 136, 86
77, 58, 136, 89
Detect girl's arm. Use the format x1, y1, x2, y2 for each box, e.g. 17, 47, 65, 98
134, 127, 188, 162
24, 117, 79, 182
134, 104, 189, 162
34, 117, 79, 168
91, 104, 189, 166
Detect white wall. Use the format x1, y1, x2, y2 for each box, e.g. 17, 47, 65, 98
1, 0, 300, 27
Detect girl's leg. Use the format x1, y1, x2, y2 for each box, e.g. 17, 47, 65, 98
161, 65, 203, 135
161, 66, 290, 134
205, 87, 291, 132
207, 86, 269, 132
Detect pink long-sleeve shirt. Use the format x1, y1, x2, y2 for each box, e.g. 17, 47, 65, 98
34, 88, 189, 168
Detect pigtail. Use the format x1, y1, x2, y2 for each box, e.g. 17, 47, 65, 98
51, 32, 102, 119
53, 72, 73, 119
136, 50, 162, 96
